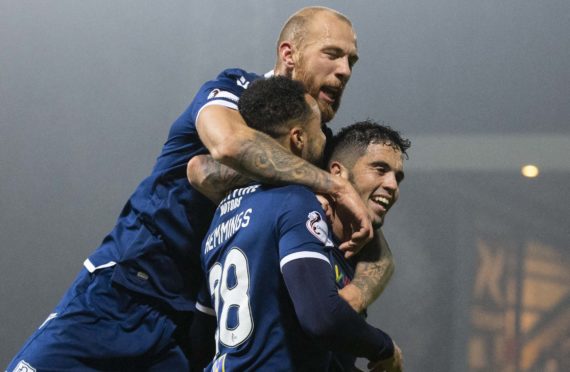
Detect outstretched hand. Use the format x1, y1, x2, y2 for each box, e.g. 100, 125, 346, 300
333, 179, 373, 257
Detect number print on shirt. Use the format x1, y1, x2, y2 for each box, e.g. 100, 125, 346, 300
208, 247, 254, 348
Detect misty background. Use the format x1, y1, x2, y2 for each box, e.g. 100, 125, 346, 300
1, 1, 569, 370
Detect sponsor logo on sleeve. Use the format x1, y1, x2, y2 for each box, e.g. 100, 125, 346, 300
306, 211, 329, 243
207, 89, 239, 103
207, 89, 221, 99
12, 360, 36, 372
236, 76, 250, 89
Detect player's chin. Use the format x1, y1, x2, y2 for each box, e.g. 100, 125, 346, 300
317, 101, 336, 123
367, 215, 382, 229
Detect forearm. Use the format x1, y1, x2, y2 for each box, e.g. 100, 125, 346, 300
222, 129, 342, 194
197, 106, 344, 195
340, 229, 395, 313
187, 154, 251, 204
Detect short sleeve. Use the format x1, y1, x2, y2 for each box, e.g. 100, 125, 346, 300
276, 187, 333, 271
195, 281, 215, 317
193, 69, 259, 123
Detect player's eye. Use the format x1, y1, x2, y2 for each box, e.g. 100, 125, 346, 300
375, 166, 386, 174
396, 173, 405, 184
348, 56, 358, 69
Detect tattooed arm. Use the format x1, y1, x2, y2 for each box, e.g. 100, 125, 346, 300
187, 155, 250, 204
339, 229, 395, 313
196, 105, 372, 252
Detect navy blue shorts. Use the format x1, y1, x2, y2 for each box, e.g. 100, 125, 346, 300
7, 268, 192, 371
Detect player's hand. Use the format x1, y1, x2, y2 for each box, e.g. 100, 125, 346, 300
333, 179, 373, 257
368, 343, 403, 372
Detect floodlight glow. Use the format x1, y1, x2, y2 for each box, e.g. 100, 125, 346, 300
521, 164, 539, 178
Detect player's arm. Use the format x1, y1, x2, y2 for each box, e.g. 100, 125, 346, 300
187, 154, 251, 203
196, 105, 372, 253
282, 257, 397, 367
339, 229, 395, 313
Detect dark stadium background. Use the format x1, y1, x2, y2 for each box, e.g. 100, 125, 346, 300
2, 1, 568, 370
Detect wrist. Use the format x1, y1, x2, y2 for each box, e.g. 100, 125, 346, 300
338, 284, 366, 313
328, 175, 351, 200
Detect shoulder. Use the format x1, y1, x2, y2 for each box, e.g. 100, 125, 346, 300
268, 184, 319, 206
270, 185, 327, 229
216, 68, 261, 81
209, 68, 262, 90
243, 185, 323, 225
194, 68, 263, 110
236, 184, 317, 210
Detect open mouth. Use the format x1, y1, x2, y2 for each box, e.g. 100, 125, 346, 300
370, 195, 390, 212
320, 85, 341, 104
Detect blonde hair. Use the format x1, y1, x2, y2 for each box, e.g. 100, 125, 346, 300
276, 7, 352, 57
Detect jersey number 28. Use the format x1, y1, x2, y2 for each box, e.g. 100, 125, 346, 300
208, 247, 254, 348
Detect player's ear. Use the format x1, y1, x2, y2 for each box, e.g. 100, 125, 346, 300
290, 127, 304, 154
329, 161, 350, 180
278, 41, 296, 73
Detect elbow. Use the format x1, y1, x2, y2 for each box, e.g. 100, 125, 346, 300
208, 135, 245, 165
208, 143, 230, 163
208, 122, 257, 166
187, 156, 207, 188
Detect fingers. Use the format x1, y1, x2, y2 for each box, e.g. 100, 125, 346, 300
330, 179, 373, 254
338, 238, 355, 252
338, 220, 373, 256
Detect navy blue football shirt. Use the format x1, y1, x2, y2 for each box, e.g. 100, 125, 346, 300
200, 183, 335, 370
85, 69, 264, 311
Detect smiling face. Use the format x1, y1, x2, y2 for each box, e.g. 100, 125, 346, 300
349, 142, 405, 228
291, 12, 358, 123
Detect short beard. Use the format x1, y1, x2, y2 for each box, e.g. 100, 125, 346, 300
317, 100, 336, 124
293, 64, 337, 123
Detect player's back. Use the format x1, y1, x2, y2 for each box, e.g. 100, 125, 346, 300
201, 183, 332, 371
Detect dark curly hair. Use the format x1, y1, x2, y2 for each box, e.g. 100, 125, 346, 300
326, 120, 411, 167
238, 76, 312, 138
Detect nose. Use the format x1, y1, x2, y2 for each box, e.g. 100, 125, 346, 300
383, 173, 398, 194
335, 56, 352, 82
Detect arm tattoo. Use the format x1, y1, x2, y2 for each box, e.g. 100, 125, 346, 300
190, 155, 251, 203
206, 158, 248, 189
231, 131, 333, 191
350, 230, 395, 308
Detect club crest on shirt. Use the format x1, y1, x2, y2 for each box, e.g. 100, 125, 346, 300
306, 211, 329, 244
12, 360, 36, 372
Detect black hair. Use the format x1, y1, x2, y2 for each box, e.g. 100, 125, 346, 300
238, 76, 312, 138
326, 120, 411, 167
